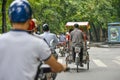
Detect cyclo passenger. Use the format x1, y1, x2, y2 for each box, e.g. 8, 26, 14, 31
70, 23, 84, 67
0, 1, 67, 80
58, 32, 66, 56
65, 29, 73, 52
59, 32, 66, 45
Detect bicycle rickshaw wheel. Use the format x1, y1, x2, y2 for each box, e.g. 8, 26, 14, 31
77, 64, 79, 72
87, 62, 89, 70
86, 51, 89, 70
75, 57, 79, 72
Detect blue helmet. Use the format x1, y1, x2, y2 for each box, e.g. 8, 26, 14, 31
8, 0, 32, 23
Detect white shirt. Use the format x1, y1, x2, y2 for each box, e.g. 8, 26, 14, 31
0, 30, 51, 80
40, 32, 59, 49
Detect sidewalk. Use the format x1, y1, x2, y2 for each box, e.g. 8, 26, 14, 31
90, 42, 120, 48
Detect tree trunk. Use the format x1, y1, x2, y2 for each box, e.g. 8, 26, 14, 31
91, 22, 99, 41
2, 0, 7, 33
97, 22, 103, 42
99, 26, 103, 41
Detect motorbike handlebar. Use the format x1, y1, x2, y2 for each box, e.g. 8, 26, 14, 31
40, 67, 51, 73
40, 66, 70, 73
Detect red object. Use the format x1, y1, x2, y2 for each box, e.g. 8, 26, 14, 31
66, 34, 70, 41
28, 20, 35, 31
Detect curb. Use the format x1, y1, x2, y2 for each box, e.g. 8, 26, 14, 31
90, 43, 120, 48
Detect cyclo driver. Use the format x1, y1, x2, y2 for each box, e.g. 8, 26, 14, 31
70, 23, 84, 67
0, 0, 67, 80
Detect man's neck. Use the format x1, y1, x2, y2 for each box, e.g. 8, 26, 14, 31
12, 23, 28, 30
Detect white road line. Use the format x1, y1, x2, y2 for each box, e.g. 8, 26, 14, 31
115, 56, 120, 61
92, 59, 107, 67
112, 60, 120, 65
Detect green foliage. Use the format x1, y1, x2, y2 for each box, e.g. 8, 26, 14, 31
0, 1, 2, 29
0, 0, 120, 34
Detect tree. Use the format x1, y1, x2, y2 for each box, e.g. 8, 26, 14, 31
1, 0, 120, 42
2, 0, 7, 33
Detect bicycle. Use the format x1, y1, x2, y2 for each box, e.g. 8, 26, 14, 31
65, 46, 90, 72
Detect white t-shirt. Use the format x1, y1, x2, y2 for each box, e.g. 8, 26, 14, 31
40, 32, 59, 49
0, 30, 51, 80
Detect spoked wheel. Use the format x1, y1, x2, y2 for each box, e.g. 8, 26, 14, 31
65, 52, 69, 65
86, 51, 90, 70
87, 61, 89, 70
40, 74, 47, 80
43, 73, 57, 80
75, 57, 79, 72
65, 52, 73, 65
41, 76, 47, 80
61, 51, 65, 57
76, 63, 79, 72
51, 73, 57, 80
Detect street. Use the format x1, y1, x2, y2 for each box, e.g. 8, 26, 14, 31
55, 47, 120, 80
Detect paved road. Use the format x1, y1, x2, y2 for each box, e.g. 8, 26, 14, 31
55, 47, 120, 80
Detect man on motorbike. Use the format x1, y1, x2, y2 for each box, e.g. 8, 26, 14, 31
40, 24, 60, 58
70, 23, 84, 67
0, 1, 67, 80
40, 23, 63, 80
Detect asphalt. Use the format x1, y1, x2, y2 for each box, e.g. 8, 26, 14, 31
89, 42, 120, 48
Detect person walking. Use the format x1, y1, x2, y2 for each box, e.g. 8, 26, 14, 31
0, 1, 66, 80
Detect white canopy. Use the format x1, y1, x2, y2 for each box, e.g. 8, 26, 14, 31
65, 22, 89, 27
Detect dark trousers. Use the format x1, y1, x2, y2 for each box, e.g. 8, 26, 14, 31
72, 47, 83, 63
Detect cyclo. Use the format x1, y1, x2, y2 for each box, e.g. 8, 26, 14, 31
65, 22, 90, 72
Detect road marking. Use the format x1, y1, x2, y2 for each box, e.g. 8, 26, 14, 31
112, 60, 120, 65
92, 59, 107, 67
115, 56, 120, 61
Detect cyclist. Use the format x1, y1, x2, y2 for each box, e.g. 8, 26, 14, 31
70, 23, 84, 67
0, 1, 66, 80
